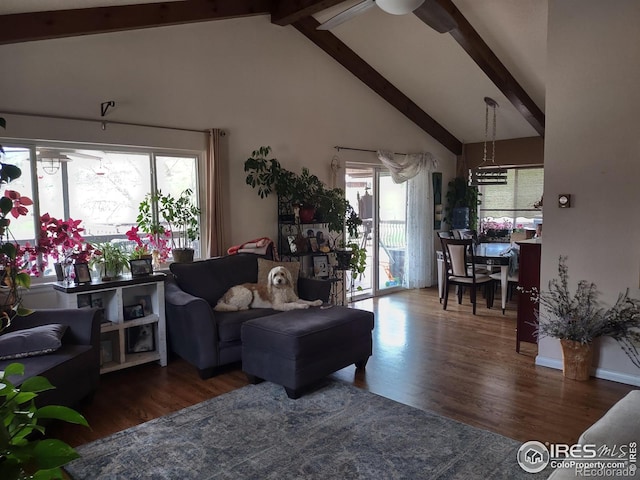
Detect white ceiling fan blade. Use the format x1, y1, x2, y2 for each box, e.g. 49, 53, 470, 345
60, 150, 105, 161
317, 0, 376, 30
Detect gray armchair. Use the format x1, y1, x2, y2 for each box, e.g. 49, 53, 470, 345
0, 308, 102, 408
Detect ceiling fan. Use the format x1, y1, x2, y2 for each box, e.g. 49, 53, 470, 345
316, 0, 457, 33
61, 150, 109, 175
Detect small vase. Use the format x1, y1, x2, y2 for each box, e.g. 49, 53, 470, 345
299, 206, 316, 224
62, 263, 74, 286
560, 339, 593, 381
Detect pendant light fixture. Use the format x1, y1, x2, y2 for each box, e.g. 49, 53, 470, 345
468, 97, 507, 186
37, 149, 71, 175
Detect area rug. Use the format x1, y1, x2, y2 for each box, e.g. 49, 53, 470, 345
65, 381, 545, 479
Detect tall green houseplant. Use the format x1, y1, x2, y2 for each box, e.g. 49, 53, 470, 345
137, 189, 201, 263
444, 177, 481, 231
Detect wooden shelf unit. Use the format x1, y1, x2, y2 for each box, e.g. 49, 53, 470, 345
53, 273, 167, 374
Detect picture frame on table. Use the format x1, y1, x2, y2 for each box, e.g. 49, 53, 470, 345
74, 263, 91, 284
287, 235, 298, 254
77, 294, 91, 309
126, 324, 156, 354
123, 303, 145, 321
135, 295, 153, 316
90, 295, 103, 309
313, 254, 330, 279
54, 263, 64, 282
309, 237, 319, 253
129, 258, 153, 277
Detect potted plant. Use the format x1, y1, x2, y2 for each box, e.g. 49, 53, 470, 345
137, 189, 200, 263
245, 147, 324, 221
444, 177, 480, 230
525, 256, 640, 380
91, 242, 130, 281
0, 119, 34, 330
244, 146, 361, 241
0, 362, 89, 480
36, 214, 94, 283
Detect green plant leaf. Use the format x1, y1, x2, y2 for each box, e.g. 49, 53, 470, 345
3, 363, 25, 377
33, 438, 80, 469
33, 467, 66, 480
16, 305, 34, 317
15, 272, 31, 289
36, 406, 89, 427
13, 391, 38, 404
0, 196, 13, 215
1, 242, 17, 259
0, 163, 22, 184
20, 376, 55, 394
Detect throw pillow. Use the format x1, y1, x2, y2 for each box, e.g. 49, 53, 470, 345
257, 258, 300, 295
0, 324, 68, 360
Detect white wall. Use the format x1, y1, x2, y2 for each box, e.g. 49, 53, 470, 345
0, 15, 456, 250
539, 0, 640, 385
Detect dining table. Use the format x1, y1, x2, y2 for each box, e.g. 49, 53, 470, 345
437, 242, 515, 314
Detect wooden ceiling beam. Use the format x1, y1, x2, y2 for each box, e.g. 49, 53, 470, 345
271, 0, 346, 26
294, 16, 462, 155
0, 0, 271, 45
424, 0, 545, 136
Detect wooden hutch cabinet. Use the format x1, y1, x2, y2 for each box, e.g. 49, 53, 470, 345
516, 239, 542, 352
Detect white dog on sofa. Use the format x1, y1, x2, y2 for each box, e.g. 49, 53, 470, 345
214, 266, 323, 312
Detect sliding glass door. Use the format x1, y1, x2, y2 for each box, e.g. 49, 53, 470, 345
345, 165, 407, 300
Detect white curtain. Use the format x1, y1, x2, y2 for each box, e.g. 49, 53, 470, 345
377, 151, 438, 289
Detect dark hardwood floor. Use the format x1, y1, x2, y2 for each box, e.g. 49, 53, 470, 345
50, 287, 636, 447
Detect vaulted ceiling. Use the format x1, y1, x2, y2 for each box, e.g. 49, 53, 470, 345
0, 0, 547, 155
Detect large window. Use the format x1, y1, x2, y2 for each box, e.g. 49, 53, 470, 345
478, 167, 543, 232
1, 142, 200, 277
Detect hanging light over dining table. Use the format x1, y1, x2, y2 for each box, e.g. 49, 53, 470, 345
468, 97, 507, 186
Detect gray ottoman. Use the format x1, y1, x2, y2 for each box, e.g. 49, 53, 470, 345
241, 306, 374, 399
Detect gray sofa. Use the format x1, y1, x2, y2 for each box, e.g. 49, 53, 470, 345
0, 308, 102, 408
165, 254, 331, 378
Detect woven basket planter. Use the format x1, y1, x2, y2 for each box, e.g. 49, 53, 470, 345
560, 339, 593, 381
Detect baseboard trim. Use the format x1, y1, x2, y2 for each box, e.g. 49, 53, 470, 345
535, 355, 640, 386
592, 368, 640, 387
535, 355, 562, 370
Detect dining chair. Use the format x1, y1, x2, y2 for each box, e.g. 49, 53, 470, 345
489, 245, 519, 312
441, 238, 494, 315
490, 270, 519, 311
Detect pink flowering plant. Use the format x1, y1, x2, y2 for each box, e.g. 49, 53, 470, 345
480, 218, 513, 233
36, 214, 94, 273
125, 226, 171, 263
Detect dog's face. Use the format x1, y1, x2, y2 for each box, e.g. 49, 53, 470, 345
268, 266, 292, 288
138, 325, 152, 337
